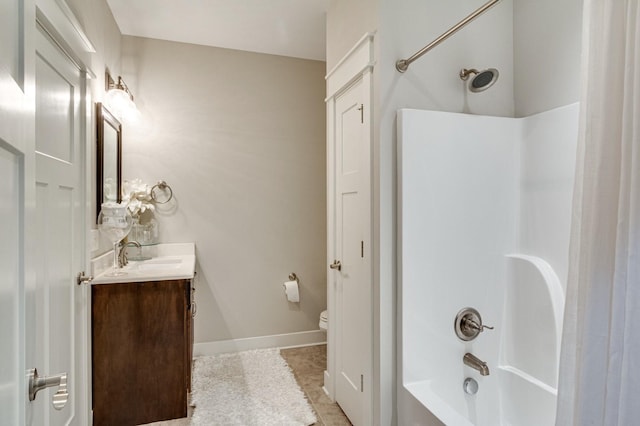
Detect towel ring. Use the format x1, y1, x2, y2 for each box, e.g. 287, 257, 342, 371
150, 180, 173, 204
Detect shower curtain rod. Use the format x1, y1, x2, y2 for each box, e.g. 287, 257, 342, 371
395, 0, 501, 73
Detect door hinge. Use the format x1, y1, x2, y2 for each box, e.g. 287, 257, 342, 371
361, 241, 364, 258
361, 374, 364, 392
357, 103, 364, 123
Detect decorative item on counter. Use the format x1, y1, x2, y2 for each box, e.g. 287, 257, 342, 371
121, 178, 160, 247
122, 178, 155, 218
129, 217, 159, 246
97, 202, 133, 276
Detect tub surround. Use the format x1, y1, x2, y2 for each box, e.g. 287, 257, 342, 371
398, 104, 578, 425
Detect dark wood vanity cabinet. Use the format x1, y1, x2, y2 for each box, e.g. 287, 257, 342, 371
92, 279, 193, 426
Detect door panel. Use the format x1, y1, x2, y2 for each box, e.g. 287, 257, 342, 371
0, 0, 31, 425
0, 0, 23, 85
36, 55, 75, 162
33, 26, 84, 426
339, 191, 361, 392
0, 145, 22, 426
333, 77, 370, 425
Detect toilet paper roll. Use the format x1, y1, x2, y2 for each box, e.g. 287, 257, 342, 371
283, 280, 300, 303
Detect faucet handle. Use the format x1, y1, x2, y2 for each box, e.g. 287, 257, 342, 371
454, 307, 493, 341
464, 317, 494, 332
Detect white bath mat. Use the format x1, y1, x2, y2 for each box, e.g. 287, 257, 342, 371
190, 348, 317, 426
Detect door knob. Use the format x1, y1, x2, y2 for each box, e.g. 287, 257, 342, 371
76, 271, 93, 285
329, 260, 342, 271
28, 368, 68, 410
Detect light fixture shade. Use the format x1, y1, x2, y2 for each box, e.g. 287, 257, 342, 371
105, 88, 140, 121
104, 71, 140, 121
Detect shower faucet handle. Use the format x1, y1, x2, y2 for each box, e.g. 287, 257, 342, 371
464, 317, 494, 333
454, 307, 493, 341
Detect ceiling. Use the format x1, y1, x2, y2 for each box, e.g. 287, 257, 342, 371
106, 0, 328, 61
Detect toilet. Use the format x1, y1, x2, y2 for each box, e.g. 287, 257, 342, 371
319, 310, 328, 330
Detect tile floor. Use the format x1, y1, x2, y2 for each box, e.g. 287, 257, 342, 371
280, 344, 352, 426
144, 344, 351, 426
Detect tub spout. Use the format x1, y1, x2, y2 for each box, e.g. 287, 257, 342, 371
463, 353, 490, 376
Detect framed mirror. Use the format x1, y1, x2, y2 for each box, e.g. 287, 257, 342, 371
96, 102, 122, 222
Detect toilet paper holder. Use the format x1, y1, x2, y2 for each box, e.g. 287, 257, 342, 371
284, 273, 301, 303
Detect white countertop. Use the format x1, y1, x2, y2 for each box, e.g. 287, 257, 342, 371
91, 243, 196, 284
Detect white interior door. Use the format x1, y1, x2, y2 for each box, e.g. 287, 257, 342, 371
0, 0, 33, 425
0, 130, 25, 426
32, 24, 86, 426
332, 76, 371, 425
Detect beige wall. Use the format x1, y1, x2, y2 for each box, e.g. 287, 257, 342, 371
513, 0, 583, 117
326, 0, 377, 71
120, 36, 327, 344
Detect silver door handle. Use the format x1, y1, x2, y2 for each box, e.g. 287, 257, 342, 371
77, 271, 93, 285
28, 368, 68, 410
329, 260, 342, 271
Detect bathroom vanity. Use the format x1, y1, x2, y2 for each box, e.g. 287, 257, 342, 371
90, 244, 196, 426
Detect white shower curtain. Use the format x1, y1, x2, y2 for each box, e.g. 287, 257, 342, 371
556, 1, 640, 425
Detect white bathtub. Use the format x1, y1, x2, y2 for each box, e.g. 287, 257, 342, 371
398, 105, 578, 425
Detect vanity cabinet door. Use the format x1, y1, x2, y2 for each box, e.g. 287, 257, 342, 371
186, 278, 194, 392
92, 279, 191, 426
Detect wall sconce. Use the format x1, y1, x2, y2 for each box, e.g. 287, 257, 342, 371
105, 70, 140, 121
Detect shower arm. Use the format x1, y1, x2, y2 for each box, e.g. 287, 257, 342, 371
395, 0, 501, 73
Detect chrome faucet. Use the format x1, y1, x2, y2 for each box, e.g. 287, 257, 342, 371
463, 353, 490, 376
118, 241, 141, 267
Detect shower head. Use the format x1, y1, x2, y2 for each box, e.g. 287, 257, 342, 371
459, 68, 499, 92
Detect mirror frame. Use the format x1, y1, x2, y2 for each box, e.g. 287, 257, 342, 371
96, 102, 122, 222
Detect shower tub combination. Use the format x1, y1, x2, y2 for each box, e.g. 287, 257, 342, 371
398, 105, 578, 425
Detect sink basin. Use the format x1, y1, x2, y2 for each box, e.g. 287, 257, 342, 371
91, 243, 196, 285
134, 257, 183, 270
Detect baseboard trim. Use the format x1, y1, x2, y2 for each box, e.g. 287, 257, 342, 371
323, 370, 334, 401
193, 330, 327, 357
